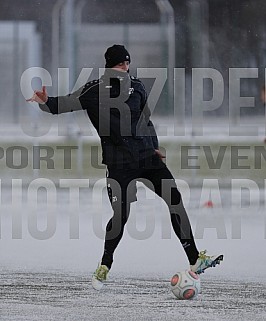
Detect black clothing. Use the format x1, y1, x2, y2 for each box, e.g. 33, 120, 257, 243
42, 69, 158, 166
39, 69, 199, 269
104, 44, 131, 68
102, 154, 199, 269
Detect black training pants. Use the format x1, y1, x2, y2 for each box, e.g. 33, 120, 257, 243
101, 155, 199, 269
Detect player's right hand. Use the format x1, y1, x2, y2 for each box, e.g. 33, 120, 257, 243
155, 149, 166, 160
26, 86, 48, 105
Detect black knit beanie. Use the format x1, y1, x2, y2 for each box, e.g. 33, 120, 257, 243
104, 44, 131, 68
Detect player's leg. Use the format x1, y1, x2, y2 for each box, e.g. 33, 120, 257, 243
101, 188, 131, 270
152, 167, 223, 274
141, 156, 223, 273
92, 169, 137, 289
162, 179, 223, 273
142, 164, 199, 265
92, 200, 130, 290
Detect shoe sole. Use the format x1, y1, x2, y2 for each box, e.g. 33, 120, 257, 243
92, 276, 104, 290
196, 254, 224, 274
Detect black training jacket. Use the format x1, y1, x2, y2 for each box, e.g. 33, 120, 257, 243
39, 69, 159, 166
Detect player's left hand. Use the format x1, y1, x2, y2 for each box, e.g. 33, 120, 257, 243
155, 149, 165, 160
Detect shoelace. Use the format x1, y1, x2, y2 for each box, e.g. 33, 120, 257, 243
198, 250, 211, 262
95, 266, 108, 280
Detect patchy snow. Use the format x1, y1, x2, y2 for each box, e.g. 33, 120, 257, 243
0, 186, 265, 320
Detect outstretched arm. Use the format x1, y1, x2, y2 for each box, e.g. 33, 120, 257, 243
26, 85, 84, 114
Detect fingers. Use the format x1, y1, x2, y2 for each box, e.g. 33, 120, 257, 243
26, 92, 37, 102
42, 86, 47, 95
155, 149, 166, 159
26, 93, 41, 103
26, 86, 48, 103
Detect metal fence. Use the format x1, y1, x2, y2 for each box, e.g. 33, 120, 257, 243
0, 21, 41, 124
0, 0, 265, 126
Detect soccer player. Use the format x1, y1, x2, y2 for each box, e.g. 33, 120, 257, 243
26, 44, 223, 290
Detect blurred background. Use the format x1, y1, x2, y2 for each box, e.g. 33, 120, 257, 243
1, 0, 266, 119
0, 1, 266, 294
0, 0, 266, 183
0, 4, 266, 321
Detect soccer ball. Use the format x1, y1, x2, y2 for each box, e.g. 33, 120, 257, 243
170, 270, 201, 300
